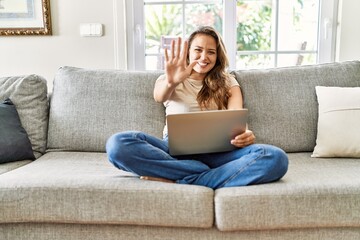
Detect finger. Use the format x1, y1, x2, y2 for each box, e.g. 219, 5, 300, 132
164, 47, 169, 61
176, 37, 181, 58
180, 40, 188, 62
231, 134, 255, 146
240, 134, 255, 142
231, 139, 252, 148
186, 61, 197, 73
231, 139, 244, 147
235, 131, 252, 140
170, 40, 175, 59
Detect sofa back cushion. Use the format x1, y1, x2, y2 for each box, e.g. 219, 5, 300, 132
232, 61, 360, 152
47, 66, 165, 152
0, 75, 48, 158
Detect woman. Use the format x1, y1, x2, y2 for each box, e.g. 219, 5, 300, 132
106, 26, 288, 189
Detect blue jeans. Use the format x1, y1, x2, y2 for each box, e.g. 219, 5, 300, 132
106, 131, 288, 189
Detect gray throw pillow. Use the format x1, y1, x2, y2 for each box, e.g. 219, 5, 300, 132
0, 74, 48, 158
0, 98, 35, 163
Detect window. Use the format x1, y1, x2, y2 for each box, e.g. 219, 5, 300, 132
126, 0, 339, 70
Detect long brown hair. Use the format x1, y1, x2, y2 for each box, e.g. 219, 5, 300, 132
187, 26, 231, 110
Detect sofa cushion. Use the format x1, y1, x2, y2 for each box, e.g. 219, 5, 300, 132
0, 75, 48, 158
2, 224, 360, 240
0, 152, 214, 228
0, 99, 35, 163
47, 66, 165, 152
0, 160, 32, 175
215, 152, 360, 231
232, 61, 360, 152
312, 86, 360, 158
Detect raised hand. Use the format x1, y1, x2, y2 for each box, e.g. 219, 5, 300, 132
164, 37, 197, 87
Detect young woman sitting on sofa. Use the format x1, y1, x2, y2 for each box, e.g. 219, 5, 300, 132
106, 26, 288, 189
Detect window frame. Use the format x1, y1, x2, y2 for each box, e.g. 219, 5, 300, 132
126, 0, 339, 70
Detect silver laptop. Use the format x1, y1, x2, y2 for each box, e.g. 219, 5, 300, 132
167, 109, 248, 156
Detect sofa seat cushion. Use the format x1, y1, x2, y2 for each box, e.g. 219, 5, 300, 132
215, 153, 360, 231
0, 160, 32, 175
0, 152, 213, 228
2, 224, 360, 240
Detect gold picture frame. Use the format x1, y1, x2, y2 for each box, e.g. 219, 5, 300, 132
0, 0, 51, 36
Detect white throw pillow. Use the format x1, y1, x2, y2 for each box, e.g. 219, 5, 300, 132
312, 86, 360, 158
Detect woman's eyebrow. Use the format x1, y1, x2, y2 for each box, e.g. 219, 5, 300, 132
194, 46, 216, 51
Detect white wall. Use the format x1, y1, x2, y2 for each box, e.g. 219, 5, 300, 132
1, 0, 359, 92
336, 0, 360, 61
0, 0, 126, 91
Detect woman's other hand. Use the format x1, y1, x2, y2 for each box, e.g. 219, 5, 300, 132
231, 130, 256, 148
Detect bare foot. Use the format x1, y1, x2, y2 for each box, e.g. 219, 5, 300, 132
140, 176, 175, 183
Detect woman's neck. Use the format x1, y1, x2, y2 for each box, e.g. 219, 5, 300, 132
189, 72, 206, 81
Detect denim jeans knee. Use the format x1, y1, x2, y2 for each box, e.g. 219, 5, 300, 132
260, 144, 289, 182
106, 131, 140, 171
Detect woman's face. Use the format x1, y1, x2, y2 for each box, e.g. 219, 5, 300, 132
188, 34, 217, 80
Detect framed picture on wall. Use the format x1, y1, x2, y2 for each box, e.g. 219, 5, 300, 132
0, 0, 51, 35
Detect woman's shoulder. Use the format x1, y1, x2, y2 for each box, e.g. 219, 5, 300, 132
226, 74, 239, 87
155, 74, 166, 82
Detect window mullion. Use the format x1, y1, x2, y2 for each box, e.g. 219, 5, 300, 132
223, 0, 237, 70
318, 0, 339, 63
182, 0, 186, 38
127, 0, 145, 70
274, 0, 279, 67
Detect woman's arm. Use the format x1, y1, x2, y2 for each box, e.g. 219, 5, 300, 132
153, 76, 178, 103
227, 86, 256, 147
227, 86, 243, 110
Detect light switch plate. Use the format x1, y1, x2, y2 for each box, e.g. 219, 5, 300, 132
80, 23, 103, 37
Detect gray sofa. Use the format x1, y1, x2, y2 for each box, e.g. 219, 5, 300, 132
1, 61, 360, 240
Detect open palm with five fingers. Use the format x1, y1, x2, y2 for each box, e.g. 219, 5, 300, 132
164, 37, 197, 87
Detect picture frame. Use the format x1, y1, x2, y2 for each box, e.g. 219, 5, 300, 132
0, 0, 51, 36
